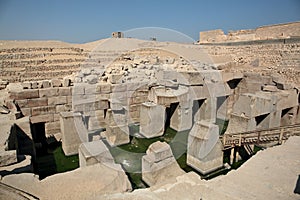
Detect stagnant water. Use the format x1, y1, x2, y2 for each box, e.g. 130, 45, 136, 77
33, 118, 261, 189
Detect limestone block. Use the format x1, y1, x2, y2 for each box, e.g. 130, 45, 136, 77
30, 114, 54, 123
39, 88, 58, 97
0, 150, 17, 167
48, 96, 67, 105
269, 111, 281, 128
72, 84, 85, 95
110, 92, 128, 107
79, 140, 114, 167
10, 89, 39, 100
105, 125, 130, 147
58, 87, 72, 96
73, 100, 108, 112
84, 84, 101, 95
15, 116, 31, 139
142, 142, 184, 186
51, 79, 62, 87
140, 102, 165, 138
170, 104, 193, 132
60, 112, 88, 155
27, 98, 48, 107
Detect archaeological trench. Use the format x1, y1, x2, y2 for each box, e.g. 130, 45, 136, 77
0, 22, 300, 199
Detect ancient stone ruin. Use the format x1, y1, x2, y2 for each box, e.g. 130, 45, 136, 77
0, 22, 300, 199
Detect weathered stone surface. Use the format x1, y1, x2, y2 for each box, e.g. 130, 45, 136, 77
48, 96, 67, 105
39, 88, 58, 97
30, 114, 54, 123
58, 87, 72, 96
0, 150, 17, 167
60, 112, 88, 155
42, 80, 51, 88
142, 142, 185, 186
187, 121, 223, 174
51, 79, 62, 87
140, 102, 165, 138
31, 105, 56, 116
10, 89, 39, 100
27, 98, 48, 107
79, 140, 114, 167
170, 104, 193, 132
104, 125, 130, 147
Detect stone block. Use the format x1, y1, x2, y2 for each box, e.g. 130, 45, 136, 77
63, 77, 71, 87
20, 107, 31, 116
15, 99, 28, 108
45, 121, 61, 135
226, 113, 256, 134
31, 106, 56, 116
39, 88, 58, 97
30, 114, 54, 123
99, 83, 112, 94
27, 98, 48, 107
58, 87, 72, 96
42, 80, 51, 88
22, 81, 32, 89
140, 102, 165, 138
51, 79, 62, 87
170, 104, 193, 132
60, 112, 88, 155
232, 93, 273, 117
48, 96, 67, 105
79, 140, 114, 167
10, 89, 39, 100
31, 81, 38, 89
142, 142, 184, 186
262, 85, 278, 92
105, 109, 127, 127
0, 150, 17, 167
88, 116, 105, 131
189, 85, 209, 100
105, 125, 130, 147
194, 97, 217, 123
187, 140, 223, 175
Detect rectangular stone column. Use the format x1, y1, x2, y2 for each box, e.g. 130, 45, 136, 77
140, 102, 166, 138
60, 112, 88, 156
170, 103, 192, 132
187, 121, 223, 175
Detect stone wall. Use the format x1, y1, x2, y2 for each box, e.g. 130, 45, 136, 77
199, 21, 300, 43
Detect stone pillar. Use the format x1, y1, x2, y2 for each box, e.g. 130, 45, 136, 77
194, 97, 217, 123
140, 102, 166, 138
170, 103, 193, 132
142, 141, 184, 186
230, 148, 234, 165
187, 120, 223, 174
104, 109, 129, 147
60, 112, 88, 156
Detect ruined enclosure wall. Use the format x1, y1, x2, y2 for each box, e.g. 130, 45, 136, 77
203, 40, 300, 69
0, 46, 86, 82
199, 22, 300, 43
